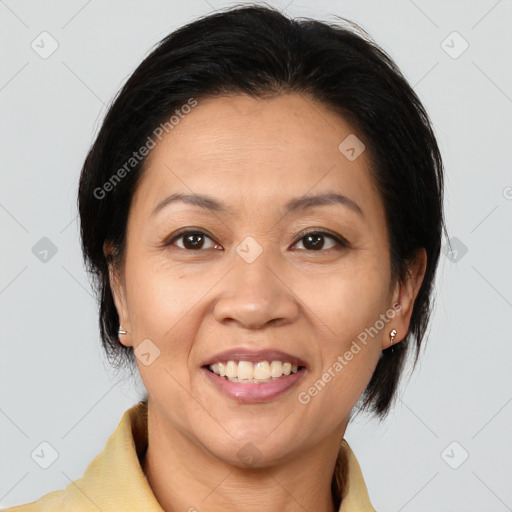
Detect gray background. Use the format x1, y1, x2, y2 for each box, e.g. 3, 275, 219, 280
1, 0, 511, 510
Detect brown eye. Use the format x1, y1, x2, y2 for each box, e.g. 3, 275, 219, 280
168, 230, 221, 251
293, 230, 347, 251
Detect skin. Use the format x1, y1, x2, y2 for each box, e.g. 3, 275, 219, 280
106, 93, 426, 512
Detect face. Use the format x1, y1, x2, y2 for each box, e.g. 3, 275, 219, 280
107, 93, 425, 467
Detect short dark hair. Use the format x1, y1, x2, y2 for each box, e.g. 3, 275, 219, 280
78, 4, 445, 420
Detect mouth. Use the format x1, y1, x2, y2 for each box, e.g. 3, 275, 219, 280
202, 360, 307, 383
200, 360, 307, 403
199, 347, 309, 403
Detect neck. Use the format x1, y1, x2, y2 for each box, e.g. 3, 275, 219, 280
141, 403, 347, 512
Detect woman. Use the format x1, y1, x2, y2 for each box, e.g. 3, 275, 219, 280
6, 4, 445, 511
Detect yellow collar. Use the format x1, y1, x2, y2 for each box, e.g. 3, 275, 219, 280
9, 401, 375, 511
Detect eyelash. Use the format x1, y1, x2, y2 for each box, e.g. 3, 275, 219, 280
164, 228, 349, 252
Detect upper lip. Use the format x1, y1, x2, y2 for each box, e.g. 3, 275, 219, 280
201, 347, 308, 369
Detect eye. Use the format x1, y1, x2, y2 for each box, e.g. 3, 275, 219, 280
292, 230, 348, 251
166, 230, 221, 251
164, 228, 348, 252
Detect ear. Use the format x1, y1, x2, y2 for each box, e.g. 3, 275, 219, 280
103, 240, 133, 347
384, 248, 427, 349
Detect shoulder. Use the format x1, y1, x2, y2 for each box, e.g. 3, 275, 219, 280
2, 401, 150, 512
2, 489, 65, 511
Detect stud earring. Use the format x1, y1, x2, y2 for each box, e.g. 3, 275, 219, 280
389, 328, 397, 346
118, 326, 127, 336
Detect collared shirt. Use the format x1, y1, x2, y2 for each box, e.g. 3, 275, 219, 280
4, 401, 376, 511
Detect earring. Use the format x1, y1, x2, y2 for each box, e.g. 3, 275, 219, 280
389, 328, 397, 346
118, 326, 127, 336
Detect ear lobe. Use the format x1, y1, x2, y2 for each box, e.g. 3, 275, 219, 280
104, 241, 133, 347
103, 240, 116, 261
389, 248, 427, 344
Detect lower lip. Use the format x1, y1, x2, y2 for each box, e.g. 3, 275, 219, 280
201, 367, 306, 403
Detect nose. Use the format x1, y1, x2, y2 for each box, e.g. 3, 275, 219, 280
212, 248, 300, 330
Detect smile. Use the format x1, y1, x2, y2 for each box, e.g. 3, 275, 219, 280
202, 361, 307, 403
207, 360, 302, 382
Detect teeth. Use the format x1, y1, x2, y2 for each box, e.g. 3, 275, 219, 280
226, 361, 237, 378
270, 361, 283, 378
237, 361, 253, 380
208, 360, 301, 381
254, 361, 271, 380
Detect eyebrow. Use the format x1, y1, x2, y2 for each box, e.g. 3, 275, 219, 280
151, 191, 364, 218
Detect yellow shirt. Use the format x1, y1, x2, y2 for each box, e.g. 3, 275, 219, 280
4, 401, 376, 511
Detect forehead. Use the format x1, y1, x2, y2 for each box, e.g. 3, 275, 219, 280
131, 93, 381, 221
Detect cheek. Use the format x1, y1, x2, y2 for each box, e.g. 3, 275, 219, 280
122, 255, 197, 366
124, 254, 225, 387
126, 253, 198, 329
294, 258, 390, 339
125, 260, 202, 401
296, 268, 387, 425
315, 265, 389, 397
